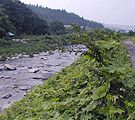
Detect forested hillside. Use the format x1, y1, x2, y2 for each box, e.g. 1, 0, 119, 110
0, 0, 49, 35
28, 5, 104, 29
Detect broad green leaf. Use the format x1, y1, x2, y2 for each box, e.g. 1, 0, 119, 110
91, 82, 110, 100
109, 106, 125, 115
83, 101, 98, 112
127, 112, 135, 120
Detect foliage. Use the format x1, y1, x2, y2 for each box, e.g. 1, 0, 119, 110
49, 21, 65, 35
0, 30, 135, 120
0, 5, 15, 37
28, 4, 104, 29
0, 0, 49, 35
0, 35, 71, 60
128, 30, 135, 36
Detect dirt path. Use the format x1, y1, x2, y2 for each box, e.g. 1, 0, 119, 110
0, 45, 86, 111
124, 39, 135, 68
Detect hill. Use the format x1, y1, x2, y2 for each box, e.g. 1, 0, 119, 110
0, 0, 49, 35
28, 4, 104, 29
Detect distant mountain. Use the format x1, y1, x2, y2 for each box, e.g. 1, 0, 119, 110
103, 23, 135, 32
28, 5, 104, 29
0, 0, 49, 35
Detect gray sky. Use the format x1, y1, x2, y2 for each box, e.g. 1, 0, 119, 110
20, 0, 135, 25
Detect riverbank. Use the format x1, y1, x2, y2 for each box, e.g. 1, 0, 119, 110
0, 35, 72, 61
0, 37, 134, 120
0, 44, 86, 111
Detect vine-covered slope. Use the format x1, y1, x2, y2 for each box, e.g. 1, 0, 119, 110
0, 31, 135, 120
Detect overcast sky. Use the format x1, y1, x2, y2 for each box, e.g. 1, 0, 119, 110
20, 0, 135, 25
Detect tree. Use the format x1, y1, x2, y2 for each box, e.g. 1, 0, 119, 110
28, 4, 104, 29
0, 0, 49, 35
49, 21, 65, 35
128, 30, 135, 36
0, 28, 5, 38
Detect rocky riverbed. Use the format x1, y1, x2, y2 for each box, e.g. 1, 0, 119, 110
0, 45, 87, 111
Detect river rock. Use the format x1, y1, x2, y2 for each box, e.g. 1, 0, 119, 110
29, 68, 39, 73
23, 55, 29, 58
19, 86, 30, 91
2, 94, 12, 99
32, 72, 54, 80
4, 76, 11, 79
0, 76, 4, 78
4, 64, 16, 70
41, 57, 48, 60
0, 66, 4, 71
32, 75, 43, 79
42, 72, 54, 80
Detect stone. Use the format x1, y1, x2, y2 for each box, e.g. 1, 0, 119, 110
0, 66, 4, 71
46, 69, 53, 72
4, 76, 11, 79
46, 64, 52, 67
2, 94, 12, 99
23, 55, 29, 58
42, 72, 54, 80
0, 76, 4, 78
4, 64, 16, 70
41, 57, 48, 60
19, 86, 30, 91
29, 68, 39, 73
28, 66, 32, 69
32, 72, 54, 80
11, 84, 19, 89
32, 75, 42, 79
49, 51, 54, 55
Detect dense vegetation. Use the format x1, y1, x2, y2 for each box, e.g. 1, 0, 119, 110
0, 35, 71, 60
28, 4, 104, 29
49, 21, 65, 35
0, 30, 134, 120
0, 0, 65, 37
0, 0, 50, 35
0, 0, 104, 37
0, 5, 15, 37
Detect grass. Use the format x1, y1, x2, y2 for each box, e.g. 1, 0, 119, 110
0, 32, 135, 119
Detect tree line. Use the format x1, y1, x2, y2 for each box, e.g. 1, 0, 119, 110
28, 4, 104, 29
0, 0, 65, 37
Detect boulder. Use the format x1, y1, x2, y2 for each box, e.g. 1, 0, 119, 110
32, 75, 43, 79
4, 64, 16, 70
0, 76, 4, 79
41, 57, 48, 60
32, 72, 54, 80
4, 76, 11, 79
42, 72, 54, 80
19, 86, 30, 91
29, 68, 39, 73
0, 66, 4, 71
2, 94, 12, 99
